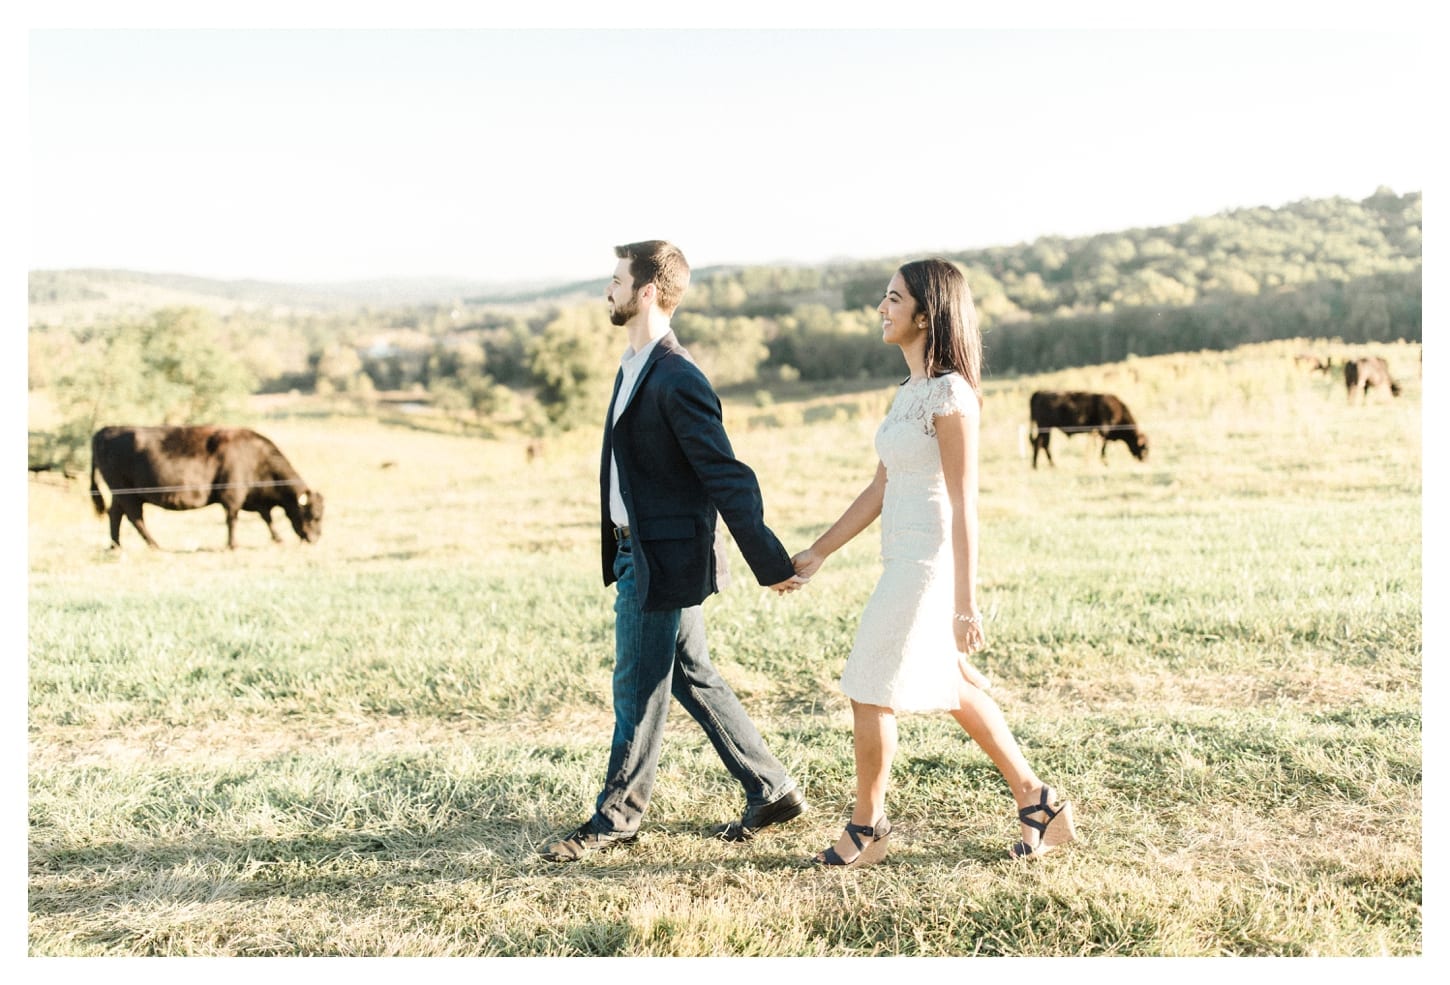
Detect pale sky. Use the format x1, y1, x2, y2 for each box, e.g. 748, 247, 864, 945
22, 10, 1434, 286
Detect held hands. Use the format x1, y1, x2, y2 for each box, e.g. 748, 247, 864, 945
769, 548, 825, 595
769, 573, 811, 594
791, 548, 825, 580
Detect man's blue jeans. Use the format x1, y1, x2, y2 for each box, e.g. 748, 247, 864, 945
589, 536, 796, 837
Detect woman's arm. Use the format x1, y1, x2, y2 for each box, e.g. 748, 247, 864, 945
790, 461, 887, 579
936, 401, 984, 653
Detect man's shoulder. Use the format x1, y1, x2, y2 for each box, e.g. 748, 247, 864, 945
651, 343, 710, 386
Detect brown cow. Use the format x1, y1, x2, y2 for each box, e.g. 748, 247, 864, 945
89, 426, 324, 550
1029, 391, 1149, 469
1344, 357, 1401, 403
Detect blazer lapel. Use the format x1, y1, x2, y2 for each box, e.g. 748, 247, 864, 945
603, 367, 625, 441
601, 367, 625, 493
614, 332, 679, 426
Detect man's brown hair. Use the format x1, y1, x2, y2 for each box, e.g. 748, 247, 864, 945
614, 240, 691, 314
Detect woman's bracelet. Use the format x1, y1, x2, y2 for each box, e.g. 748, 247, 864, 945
954, 612, 982, 624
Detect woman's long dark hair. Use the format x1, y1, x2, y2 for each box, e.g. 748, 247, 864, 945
898, 258, 982, 402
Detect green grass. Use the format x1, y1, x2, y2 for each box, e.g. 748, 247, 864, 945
27, 339, 1421, 956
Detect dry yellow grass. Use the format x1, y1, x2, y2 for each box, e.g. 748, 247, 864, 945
26, 338, 1421, 956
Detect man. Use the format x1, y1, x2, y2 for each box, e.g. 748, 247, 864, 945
541, 240, 809, 862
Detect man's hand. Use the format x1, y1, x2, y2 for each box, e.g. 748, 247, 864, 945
769, 573, 810, 594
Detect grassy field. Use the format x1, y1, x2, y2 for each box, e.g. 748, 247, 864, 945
26, 338, 1422, 957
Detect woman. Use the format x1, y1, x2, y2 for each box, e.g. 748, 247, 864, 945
791, 259, 1076, 868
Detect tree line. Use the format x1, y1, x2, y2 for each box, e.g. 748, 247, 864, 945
28, 188, 1421, 469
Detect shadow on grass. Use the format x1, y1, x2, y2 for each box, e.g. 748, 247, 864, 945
29, 808, 867, 921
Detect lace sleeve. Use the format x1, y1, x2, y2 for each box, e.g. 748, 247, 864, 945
929, 373, 976, 425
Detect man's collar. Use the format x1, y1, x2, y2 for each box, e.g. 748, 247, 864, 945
623, 328, 671, 363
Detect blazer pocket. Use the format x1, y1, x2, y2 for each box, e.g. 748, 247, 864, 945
636, 515, 697, 541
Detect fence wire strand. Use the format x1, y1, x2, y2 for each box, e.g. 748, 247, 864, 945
90, 478, 305, 497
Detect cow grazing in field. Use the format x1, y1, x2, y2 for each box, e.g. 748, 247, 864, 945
89, 426, 324, 550
1343, 357, 1401, 403
1029, 391, 1149, 469
1294, 353, 1333, 376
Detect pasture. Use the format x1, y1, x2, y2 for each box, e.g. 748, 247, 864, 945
26, 339, 1422, 957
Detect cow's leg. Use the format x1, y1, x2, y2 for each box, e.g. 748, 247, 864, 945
119, 498, 161, 549
1034, 432, 1053, 468
257, 507, 283, 543
107, 502, 125, 549
224, 507, 242, 549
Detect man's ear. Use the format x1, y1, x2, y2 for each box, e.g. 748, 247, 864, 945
638, 281, 658, 308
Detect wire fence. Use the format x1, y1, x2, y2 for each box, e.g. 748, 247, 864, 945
1010, 406, 1419, 457
89, 478, 305, 497
34, 393, 1418, 495
1023, 423, 1143, 435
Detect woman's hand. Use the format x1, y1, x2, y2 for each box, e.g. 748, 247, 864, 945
791, 548, 825, 580
954, 613, 990, 689
953, 611, 986, 655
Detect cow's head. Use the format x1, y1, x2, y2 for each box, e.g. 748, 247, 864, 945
288, 489, 325, 543
1131, 432, 1149, 461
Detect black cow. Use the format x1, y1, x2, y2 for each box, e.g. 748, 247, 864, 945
89, 426, 324, 550
1029, 391, 1149, 469
1344, 357, 1401, 403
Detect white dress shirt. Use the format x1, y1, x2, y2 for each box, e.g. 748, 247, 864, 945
609, 332, 668, 528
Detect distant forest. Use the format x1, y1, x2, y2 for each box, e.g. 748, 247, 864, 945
29, 187, 1421, 453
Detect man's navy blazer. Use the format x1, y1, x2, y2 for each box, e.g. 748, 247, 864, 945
600, 332, 794, 612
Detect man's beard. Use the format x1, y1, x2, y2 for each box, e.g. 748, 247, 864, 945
609, 290, 640, 327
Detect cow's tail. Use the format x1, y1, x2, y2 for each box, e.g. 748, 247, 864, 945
89, 434, 106, 516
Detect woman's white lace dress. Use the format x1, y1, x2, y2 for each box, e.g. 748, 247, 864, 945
839, 373, 976, 712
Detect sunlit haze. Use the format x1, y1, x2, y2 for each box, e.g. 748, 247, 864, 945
26, 22, 1429, 286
